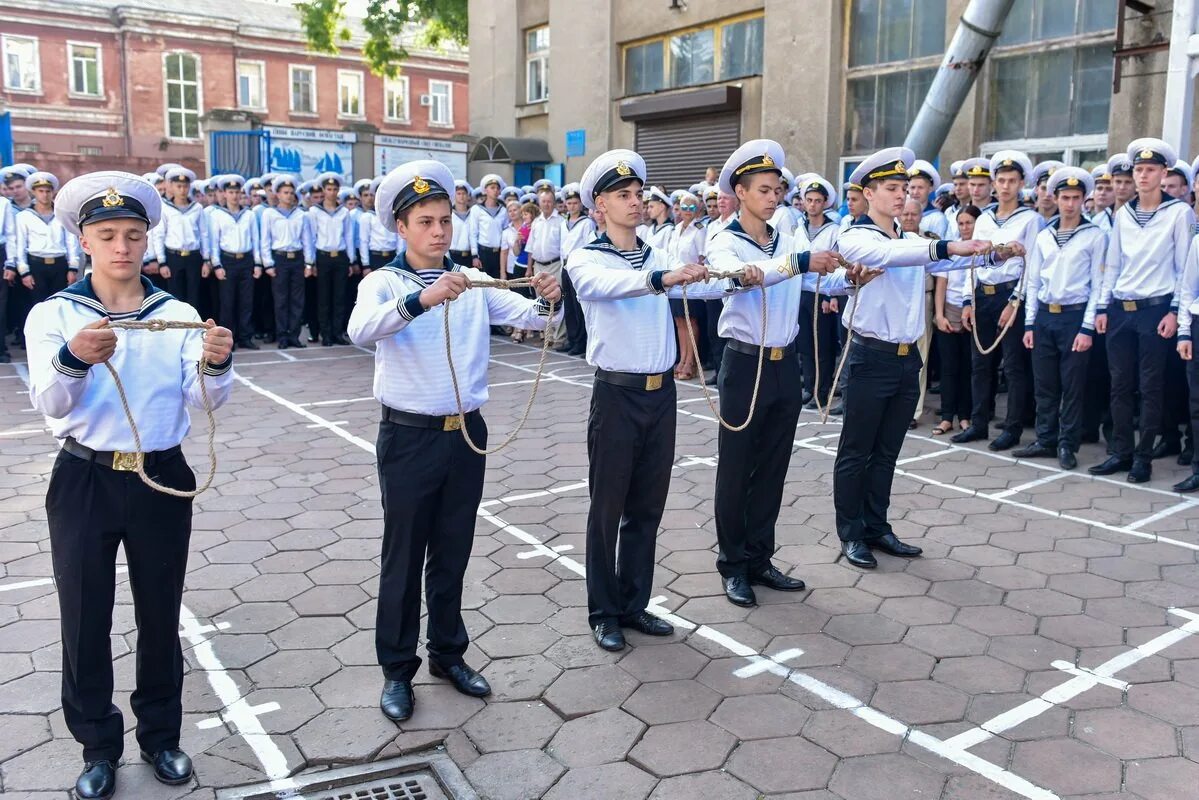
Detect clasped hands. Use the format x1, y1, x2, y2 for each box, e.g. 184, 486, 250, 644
420, 271, 562, 309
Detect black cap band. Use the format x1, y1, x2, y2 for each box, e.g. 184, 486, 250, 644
79, 192, 150, 228
391, 178, 449, 216
592, 163, 642, 199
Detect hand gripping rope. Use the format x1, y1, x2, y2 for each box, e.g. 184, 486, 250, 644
102, 319, 218, 498
966, 244, 1024, 356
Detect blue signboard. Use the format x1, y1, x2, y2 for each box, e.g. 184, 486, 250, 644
565, 129, 586, 158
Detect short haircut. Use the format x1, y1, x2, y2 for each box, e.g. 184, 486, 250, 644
396, 195, 450, 225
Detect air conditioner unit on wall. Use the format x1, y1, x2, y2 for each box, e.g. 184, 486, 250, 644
419, 94, 432, 106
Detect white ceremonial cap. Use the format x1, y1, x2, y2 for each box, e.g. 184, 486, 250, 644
165, 166, 196, 183
949, 160, 966, 178
849, 147, 916, 188
272, 174, 300, 193
142, 172, 164, 185
27, 171, 60, 192
4, 163, 36, 180
156, 162, 184, 177
454, 179, 473, 192
1127, 137, 1177, 167
719, 139, 785, 195
1107, 153, 1133, 176
961, 157, 990, 179
579, 149, 646, 211
316, 171, 342, 189
799, 175, 838, 209
1168, 160, 1194, 191
216, 174, 245, 190
989, 150, 1033, 184
375, 159, 454, 233
337, 187, 355, 202
562, 182, 582, 200
480, 173, 507, 191
1046, 166, 1093, 197
532, 178, 556, 195
647, 186, 672, 206
936, 183, 952, 197
54, 170, 162, 236
905, 159, 941, 186
1031, 160, 1065, 186
1091, 164, 1112, 183
780, 167, 795, 188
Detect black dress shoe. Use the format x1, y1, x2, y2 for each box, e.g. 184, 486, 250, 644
333, 334, 352, 346
1179, 448, 1193, 467
1058, 446, 1077, 470
292, 337, 307, 349
592, 621, 626, 652
951, 425, 988, 444
801, 390, 814, 406
722, 575, 757, 607
1174, 472, 1199, 493
380, 678, 414, 721
988, 430, 1020, 451
1013, 441, 1056, 459
1127, 459, 1152, 483
322, 338, 334, 347
75, 760, 117, 799
705, 374, 719, 386
139, 749, 193, 785
829, 404, 844, 416
0, 352, 10, 364
429, 661, 491, 697
307, 334, 319, 343
1089, 455, 1133, 476
749, 565, 806, 592
263, 334, 276, 344
869, 532, 923, 557
841, 540, 877, 569
620, 610, 674, 636
276, 339, 290, 350
1151, 438, 1182, 460
238, 339, 260, 351
803, 399, 818, 410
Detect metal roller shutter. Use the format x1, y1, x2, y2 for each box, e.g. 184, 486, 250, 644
634, 112, 741, 190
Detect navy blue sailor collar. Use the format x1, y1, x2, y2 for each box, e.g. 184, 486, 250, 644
1124, 192, 1183, 225
52, 274, 174, 320
583, 232, 654, 269
849, 214, 903, 238
721, 218, 779, 255
378, 251, 461, 285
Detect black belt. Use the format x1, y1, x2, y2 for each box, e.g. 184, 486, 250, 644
317, 249, 345, 259
725, 338, 795, 361
61, 437, 181, 471
382, 406, 480, 432
32, 255, 67, 265
479, 246, 500, 253
533, 259, 560, 267
273, 250, 303, 260
167, 248, 201, 258
369, 250, 396, 260
220, 250, 252, 262
1112, 294, 1172, 312
594, 368, 672, 391
852, 334, 919, 357
1042, 302, 1087, 314
451, 250, 472, 258
975, 279, 1019, 297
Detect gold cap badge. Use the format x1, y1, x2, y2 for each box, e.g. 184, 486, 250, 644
413, 177, 430, 195
1066, 177, 1079, 186
102, 187, 124, 208
615, 161, 632, 177
1002, 158, 1012, 166
894, 160, 906, 172
1139, 149, 1154, 159
762, 154, 775, 167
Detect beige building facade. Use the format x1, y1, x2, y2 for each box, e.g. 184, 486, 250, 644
468, 0, 1193, 190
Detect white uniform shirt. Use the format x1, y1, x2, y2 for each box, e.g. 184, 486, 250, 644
15, 208, 80, 274
800, 214, 841, 293
1175, 233, 1199, 337
0, 196, 15, 263
920, 203, 949, 239
501, 226, 522, 275
769, 205, 796, 237
469, 203, 508, 253
528, 211, 564, 264
1101, 194, 1196, 311
944, 204, 962, 241
25, 275, 234, 451
259, 206, 312, 267
967, 205, 1041, 303
450, 209, 474, 253
156, 201, 210, 262
705, 214, 736, 250
307, 205, 355, 262
561, 215, 598, 263
666, 221, 705, 265
1092, 206, 1114, 233
1023, 220, 1106, 333
357, 210, 400, 265
346, 259, 557, 415
641, 220, 674, 251
207, 207, 260, 267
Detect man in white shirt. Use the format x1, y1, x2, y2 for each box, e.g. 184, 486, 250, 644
158, 167, 209, 315
207, 175, 260, 349
15, 171, 80, 303
527, 182, 567, 347
469, 174, 508, 280
559, 183, 596, 356
307, 172, 355, 346
259, 174, 312, 349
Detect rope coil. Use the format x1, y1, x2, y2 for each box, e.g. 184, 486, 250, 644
966, 245, 1023, 356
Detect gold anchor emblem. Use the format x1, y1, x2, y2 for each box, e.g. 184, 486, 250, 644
1139, 149, 1154, 159
413, 177, 430, 194
102, 188, 124, 208
615, 161, 632, 177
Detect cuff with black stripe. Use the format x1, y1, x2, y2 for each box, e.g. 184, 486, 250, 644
534, 297, 553, 317
647, 271, 667, 294
1180, 333, 1192, 342
1080, 325, 1096, 336
203, 354, 233, 377
932, 240, 950, 261
53, 344, 91, 378
398, 291, 427, 321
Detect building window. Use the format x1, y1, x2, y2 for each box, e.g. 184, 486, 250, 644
846, 68, 936, 152
164, 52, 201, 140
622, 12, 766, 97
2, 35, 40, 93
720, 16, 764, 81
987, 44, 1112, 141
236, 60, 265, 110
14, 142, 40, 153
525, 26, 549, 104
625, 41, 664, 95
68, 43, 102, 97
849, 0, 946, 68
290, 65, 317, 114
78, 146, 102, 156
428, 79, 452, 126
669, 28, 715, 88
338, 70, 364, 117
998, 0, 1117, 46
384, 75, 409, 122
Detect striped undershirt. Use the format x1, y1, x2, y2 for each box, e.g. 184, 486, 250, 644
1054, 228, 1078, 247
618, 248, 647, 270
1133, 208, 1155, 227
416, 268, 445, 283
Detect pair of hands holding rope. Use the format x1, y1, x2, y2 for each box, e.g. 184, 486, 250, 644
670, 251, 877, 289
955, 240, 1027, 335
420, 271, 562, 307
68, 317, 234, 367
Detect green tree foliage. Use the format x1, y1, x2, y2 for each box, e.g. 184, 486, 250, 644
296, 0, 467, 77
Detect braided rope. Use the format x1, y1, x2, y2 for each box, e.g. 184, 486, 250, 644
967, 245, 1023, 356
810, 270, 864, 425
102, 319, 217, 498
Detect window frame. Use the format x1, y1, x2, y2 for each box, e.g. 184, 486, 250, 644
847, 0, 946, 69
620, 11, 766, 98
337, 68, 365, 119
843, 65, 938, 154
67, 41, 103, 99
288, 63, 318, 115
2, 34, 41, 95
383, 74, 410, 124
235, 58, 266, 111
525, 25, 550, 104
428, 78, 453, 127
162, 51, 202, 143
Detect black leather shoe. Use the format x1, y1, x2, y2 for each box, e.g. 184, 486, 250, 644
1174, 472, 1199, 493
322, 338, 334, 347
988, 431, 1020, 451
749, 565, 806, 592
801, 390, 814, 406
429, 661, 491, 697
333, 334, 352, 346
1151, 438, 1182, 460
1058, 446, 1077, 470
620, 610, 674, 636
1179, 448, 1193, 467
841, 540, 877, 568
75, 760, 117, 799
951, 425, 988, 444
592, 621, 626, 652
869, 532, 923, 558
829, 403, 844, 416
380, 679, 414, 721
722, 575, 757, 607
1089, 455, 1132, 476
705, 374, 719, 386
307, 334, 319, 343
292, 337, 307, 349
1127, 459, 1152, 483
139, 749, 193, 785
1013, 441, 1056, 459
276, 339, 290, 350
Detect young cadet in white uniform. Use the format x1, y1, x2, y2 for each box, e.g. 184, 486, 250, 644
796, 175, 843, 409
1090, 138, 1198, 482
1173, 206, 1199, 492
259, 174, 312, 349
469, 174, 508, 279
907, 160, 949, 240
15, 172, 80, 302
207, 174, 260, 349
836, 147, 1016, 569
348, 160, 561, 723
307, 172, 355, 346
156, 167, 209, 313
1013, 168, 1105, 470
357, 177, 401, 273
25, 172, 234, 799
449, 179, 475, 267
0, 188, 12, 361
704, 143, 843, 606
559, 183, 596, 356
642, 186, 675, 250
953, 150, 1041, 452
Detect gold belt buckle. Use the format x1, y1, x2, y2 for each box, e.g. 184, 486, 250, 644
769, 347, 784, 361
44, 256, 56, 265
1123, 300, 1138, 312
111, 451, 143, 471
443, 416, 462, 432
983, 285, 996, 296
1049, 303, 1062, 313
179, 249, 190, 257
897, 343, 911, 356
329, 250, 339, 258
645, 374, 663, 391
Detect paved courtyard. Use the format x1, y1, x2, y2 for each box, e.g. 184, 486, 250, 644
2, 339, 1199, 800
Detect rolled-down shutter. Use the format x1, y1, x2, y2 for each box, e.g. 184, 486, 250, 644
634, 112, 741, 190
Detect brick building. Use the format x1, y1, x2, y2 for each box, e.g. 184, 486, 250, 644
0, 0, 470, 180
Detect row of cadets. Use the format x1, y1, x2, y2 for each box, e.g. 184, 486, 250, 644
155, 166, 209, 314
664, 188, 707, 379
358, 177, 403, 272
640, 186, 675, 250
952, 151, 1042, 452
259, 173, 312, 349
345, 160, 561, 723
835, 147, 1019, 569
0, 173, 13, 362
13, 172, 81, 302
795, 173, 844, 410
705, 141, 844, 607
527, 178, 568, 348
559, 182, 595, 356
702, 186, 740, 383
207, 174, 260, 350
908, 160, 948, 239
768, 167, 798, 237
25, 172, 235, 799
307, 171, 355, 346
450, 178, 475, 267
469, 174, 508, 280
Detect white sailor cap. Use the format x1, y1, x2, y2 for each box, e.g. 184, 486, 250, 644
453, 179, 473, 193
375, 159, 454, 233
670, 189, 687, 204
192, 179, 208, 193
784, 186, 799, 203
4, 163, 36, 181
1090, 164, 1113, 183
579, 148, 646, 211
533, 178, 556, 195
520, 185, 534, 195
800, 175, 838, 209
703, 186, 719, 201
260, 172, 277, 186
906, 159, 940, 186
949, 160, 966, 178
27, 171, 60, 191
688, 182, 706, 196
272, 174, 300, 193
297, 180, 314, 195
1127, 137, 1176, 167
471, 186, 484, 198
936, 182, 953, 198
519, 193, 536, 204
500, 186, 521, 201
354, 178, 373, 195
244, 177, 263, 192
479, 173, 507, 191
1168, 160, 1194, 191
1031, 160, 1065, 186
989, 150, 1033, 183
646, 186, 672, 206
216, 174, 245, 190
1046, 166, 1093, 196
337, 187, 355, 202
142, 172, 164, 187
54, 171, 162, 236
316, 171, 342, 190
849, 146, 916, 188
719, 139, 785, 195
156, 162, 184, 178
165, 167, 197, 183
562, 182, 582, 200
961, 157, 991, 179
1107, 153, 1133, 176
780, 167, 795, 189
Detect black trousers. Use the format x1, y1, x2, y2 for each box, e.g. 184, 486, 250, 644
48, 449, 194, 762
835, 345, 922, 542
1107, 302, 1172, 461
714, 347, 803, 578
30, 256, 71, 303
561, 268, 586, 349
165, 250, 204, 312
218, 256, 255, 343
253, 269, 275, 337
1031, 310, 1090, 451
705, 300, 726, 373
315, 252, 349, 341
304, 272, 320, 340
585, 378, 675, 626
969, 291, 1028, 433
0, 244, 8, 355
368, 251, 397, 271
1082, 331, 1112, 440
478, 246, 501, 280
272, 256, 306, 341
375, 416, 486, 681
798, 291, 838, 398
1186, 359, 1199, 470
936, 327, 972, 422
1162, 340, 1190, 447
450, 250, 473, 268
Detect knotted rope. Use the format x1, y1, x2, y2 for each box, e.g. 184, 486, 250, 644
103, 319, 217, 498
967, 244, 1023, 356
810, 264, 865, 424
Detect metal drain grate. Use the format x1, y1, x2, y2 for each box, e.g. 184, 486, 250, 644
218, 754, 478, 800
327, 776, 434, 800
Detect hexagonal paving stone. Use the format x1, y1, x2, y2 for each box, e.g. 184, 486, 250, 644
483, 654, 562, 702
932, 655, 1026, 695
474, 623, 560, 658
543, 762, 656, 800
1125, 756, 1199, 800
709, 693, 809, 740
547, 707, 645, 767
244, 648, 341, 688
628, 719, 736, 778
824, 613, 907, 646
464, 749, 565, 800
269, 616, 354, 650
289, 584, 370, 616
726, 736, 838, 794
871, 679, 969, 725
622, 679, 721, 725
828, 752, 946, 800
461, 701, 561, 753
845, 643, 935, 682
1073, 707, 1179, 759
543, 664, 639, 719
1128, 680, 1199, 726
478, 594, 558, 624
293, 707, 398, 762
647, 771, 759, 800
1010, 738, 1122, 796
802, 709, 902, 757
618, 642, 709, 682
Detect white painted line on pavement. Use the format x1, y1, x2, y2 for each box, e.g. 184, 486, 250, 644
479, 481, 590, 508
235, 375, 377, 454
896, 448, 955, 466
1127, 499, 1199, 531
990, 471, 1072, 500
274, 350, 297, 362
0, 566, 128, 594
0, 427, 50, 437
299, 396, 375, 408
